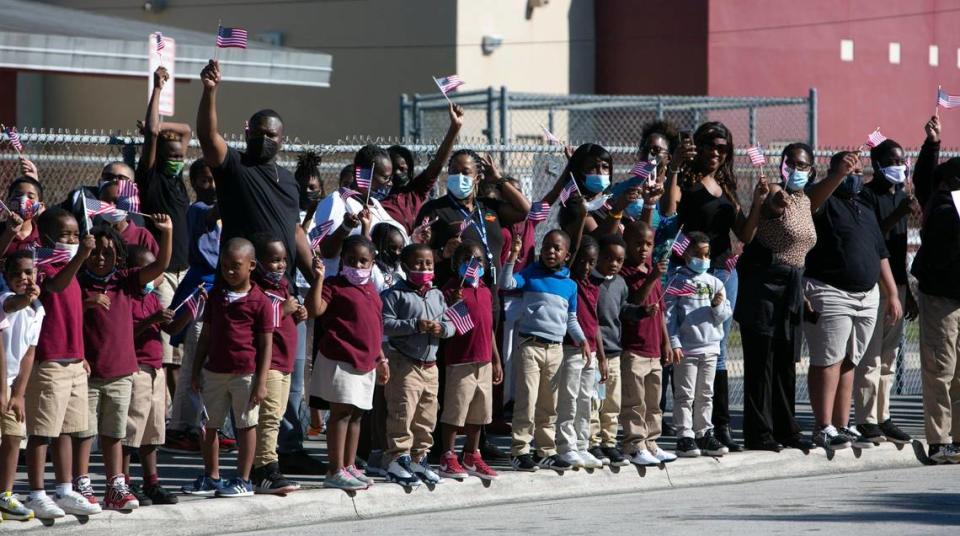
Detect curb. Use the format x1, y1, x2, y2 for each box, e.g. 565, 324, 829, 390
4, 442, 923, 534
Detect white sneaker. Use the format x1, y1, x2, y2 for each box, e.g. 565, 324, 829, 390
651, 447, 678, 463
411, 456, 442, 485
55, 490, 102, 515
24, 494, 64, 520
578, 450, 604, 469
628, 449, 661, 466
558, 450, 585, 468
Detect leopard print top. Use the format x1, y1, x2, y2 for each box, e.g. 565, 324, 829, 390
756, 191, 817, 268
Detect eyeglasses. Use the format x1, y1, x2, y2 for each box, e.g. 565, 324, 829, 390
101, 173, 132, 182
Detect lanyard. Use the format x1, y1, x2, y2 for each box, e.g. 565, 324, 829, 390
450, 195, 496, 282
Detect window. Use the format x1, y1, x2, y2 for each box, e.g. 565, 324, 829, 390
889, 42, 901, 64
930, 45, 940, 66
840, 39, 854, 62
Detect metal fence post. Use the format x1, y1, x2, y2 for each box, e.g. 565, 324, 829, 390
656, 95, 664, 120
399, 93, 409, 139
486, 86, 495, 144
749, 106, 757, 145
499, 86, 509, 167
412, 94, 421, 143
808, 87, 818, 148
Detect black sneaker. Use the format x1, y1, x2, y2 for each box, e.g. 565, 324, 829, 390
601, 446, 629, 467
696, 431, 729, 456
839, 426, 874, 449
535, 453, 572, 472
252, 462, 301, 494
278, 449, 327, 476
856, 422, 886, 444
676, 437, 701, 457
143, 483, 179, 505
588, 446, 610, 466
480, 441, 511, 461
880, 419, 912, 445
780, 434, 814, 451
813, 427, 850, 450
129, 483, 153, 507
511, 454, 539, 472
662, 422, 677, 437
714, 425, 743, 452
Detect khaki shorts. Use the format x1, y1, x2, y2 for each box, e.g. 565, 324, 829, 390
25, 360, 88, 438
201, 371, 259, 430
440, 362, 493, 427
158, 271, 186, 366
75, 375, 134, 439
123, 367, 167, 448
803, 278, 880, 368
1, 385, 26, 438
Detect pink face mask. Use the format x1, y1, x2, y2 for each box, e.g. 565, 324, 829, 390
341, 266, 372, 286
407, 270, 434, 287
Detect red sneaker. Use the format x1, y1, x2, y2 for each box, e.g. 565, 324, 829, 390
438, 450, 468, 479
218, 433, 238, 452
103, 476, 140, 511
161, 430, 201, 454
73, 475, 99, 505
462, 451, 498, 480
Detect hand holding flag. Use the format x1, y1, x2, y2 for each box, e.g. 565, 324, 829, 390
558, 174, 581, 206
309, 219, 335, 249
540, 124, 561, 145
746, 145, 766, 167
216, 25, 248, 49
33, 246, 71, 266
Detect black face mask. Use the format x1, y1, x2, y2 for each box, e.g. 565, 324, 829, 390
300, 189, 322, 208
391, 172, 410, 190
246, 136, 279, 164
196, 187, 216, 205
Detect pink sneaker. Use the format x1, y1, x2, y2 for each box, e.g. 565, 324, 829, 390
345, 465, 373, 488
439, 450, 468, 479
462, 451, 498, 480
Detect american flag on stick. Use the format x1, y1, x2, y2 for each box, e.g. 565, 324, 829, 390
33, 247, 71, 266
463, 257, 481, 280
309, 219, 334, 249
115, 180, 140, 213
558, 175, 580, 205
155, 32, 165, 53
671, 233, 691, 256
182, 289, 206, 320
456, 217, 473, 238
724, 254, 740, 273
866, 128, 887, 148
4, 126, 23, 153
339, 187, 361, 201
665, 280, 699, 297
444, 301, 475, 335
629, 161, 656, 181
85, 199, 117, 217
354, 166, 373, 190
216, 26, 248, 49
540, 124, 561, 145
433, 74, 464, 95
938, 87, 960, 109
746, 145, 766, 167
527, 201, 550, 222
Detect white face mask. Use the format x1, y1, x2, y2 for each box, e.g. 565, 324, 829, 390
591, 268, 613, 280
55, 242, 79, 261
101, 209, 128, 224
880, 165, 907, 184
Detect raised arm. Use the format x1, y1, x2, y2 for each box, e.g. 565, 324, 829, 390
807, 152, 858, 213
43, 234, 95, 293
137, 67, 169, 180
735, 176, 770, 244
661, 138, 697, 216
295, 225, 316, 287
482, 154, 530, 226
138, 214, 173, 286
304, 256, 327, 318
414, 103, 464, 194
915, 116, 941, 208
196, 60, 229, 169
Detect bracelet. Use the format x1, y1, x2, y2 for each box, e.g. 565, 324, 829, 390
667, 167, 680, 175
644, 203, 657, 210
609, 210, 623, 220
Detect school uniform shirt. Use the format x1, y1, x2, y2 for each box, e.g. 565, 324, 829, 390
564, 276, 600, 353
0, 292, 44, 386
119, 220, 159, 257
911, 187, 960, 301
36, 260, 84, 362
254, 273, 298, 374
131, 291, 163, 369
135, 168, 190, 272
619, 263, 664, 358
804, 194, 889, 293
441, 279, 494, 365
318, 275, 383, 373
1, 224, 39, 256
79, 268, 143, 379
381, 171, 439, 235
859, 180, 908, 285
204, 284, 275, 375
677, 181, 737, 264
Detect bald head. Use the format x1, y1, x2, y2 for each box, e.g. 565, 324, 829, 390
224, 237, 255, 260
100, 161, 134, 183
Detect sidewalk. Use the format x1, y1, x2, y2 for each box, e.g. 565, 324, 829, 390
3, 397, 931, 534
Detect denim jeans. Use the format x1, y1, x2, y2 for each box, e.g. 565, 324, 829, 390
709, 267, 739, 372
277, 320, 308, 454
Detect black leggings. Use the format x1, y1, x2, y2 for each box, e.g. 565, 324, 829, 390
741, 328, 802, 444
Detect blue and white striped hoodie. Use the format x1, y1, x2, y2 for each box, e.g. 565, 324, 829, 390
500, 261, 586, 345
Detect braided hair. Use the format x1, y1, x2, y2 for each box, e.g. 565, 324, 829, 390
448, 148, 484, 179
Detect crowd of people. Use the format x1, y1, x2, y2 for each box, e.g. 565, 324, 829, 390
0, 60, 959, 525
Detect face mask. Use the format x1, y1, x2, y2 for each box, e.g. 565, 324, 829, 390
380, 249, 400, 267
584, 174, 610, 194
143, 281, 155, 295
591, 268, 613, 280
458, 261, 485, 287
55, 241, 79, 261
341, 266, 371, 286
407, 270, 434, 287
83, 267, 115, 283
624, 200, 644, 219
446, 174, 474, 200
302, 189, 322, 204
687, 257, 710, 274
263, 270, 285, 286
370, 185, 391, 201
246, 136, 279, 164
880, 165, 907, 184
391, 173, 410, 190
10, 195, 40, 220
101, 209, 127, 224
784, 167, 809, 192
584, 194, 609, 212
838, 174, 864, 196
162, 160, 185, 177
197, 188, 216, 205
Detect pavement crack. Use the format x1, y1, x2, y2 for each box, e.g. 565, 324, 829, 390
663, 465, 675, 487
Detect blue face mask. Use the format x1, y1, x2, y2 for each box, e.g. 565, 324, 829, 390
446, 174, 474, 200
584, 174, 610, 194
369, 185, 391, 201
624, 200, 644, 219
688, 257, 710, 274
784, 167, 809, 192
143, 281, 155, 295
838, 173, 864, 196
457, 261, 485, 286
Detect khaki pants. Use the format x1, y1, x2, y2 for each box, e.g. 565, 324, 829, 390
590, 355, 621, 448
254, 370, 290, 467
123, 367, 166, 448
384, 356, 439, 461
620, 352, 662, 454
855, 284, 907, 425
919, 292, 960, 445
511, 339, 563, 457
673, 353, 717, 439
25, 361, 88, 438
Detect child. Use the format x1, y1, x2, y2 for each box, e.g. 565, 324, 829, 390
617, 221, 672, 466
186, 237, 273, 498
665, 231, 732, 457
500, 229, 589, 472
249, 234, 303, 494
306, 235, 389, 491
121, 245, 186, 506
22, 208, 99, 520
381, 243, 455, 487
0, 251, 44, 521
438, 241, 503, 480
74, 217, 172, 511
0, 173, 44, 256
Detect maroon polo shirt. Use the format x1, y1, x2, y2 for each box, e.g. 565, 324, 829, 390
204, 284, 275, 375
619, 263, 663, 358
441, 279, 494, 365
131, 291, 164, 369
79, 268, 142, 378
120, 220, 159, 256
255, 274, 298, 373
564, 276, 600, 353
36, 261, 85, 363
381, 173, 438, 234
318, 276, 383, 373
2, 224, 40, 256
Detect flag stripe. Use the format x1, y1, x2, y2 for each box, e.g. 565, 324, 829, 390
217, 26, 248, 49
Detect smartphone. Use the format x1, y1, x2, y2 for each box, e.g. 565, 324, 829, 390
679, 130, 692, 143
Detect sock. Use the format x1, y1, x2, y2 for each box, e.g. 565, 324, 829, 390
55, 483, 71, 497
29, 490, 46, 500
144, 473, 159, 487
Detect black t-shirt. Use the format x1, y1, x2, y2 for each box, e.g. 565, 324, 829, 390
911, 188, 960, 300
804, 194, 889, 292
677, 182, 737, 262
212, 147, 300, 289
859, 181, 908, 285
135, 168, 190, 272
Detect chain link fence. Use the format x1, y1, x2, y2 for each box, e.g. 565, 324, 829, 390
1, 128, 948, 407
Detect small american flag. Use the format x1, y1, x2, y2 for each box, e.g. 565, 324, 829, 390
724, 254, 739, 273
671, 233, 691, 256
309, 219, 334, 249
866, 129, 887, 148
264, 291, 284, 329
217, 26, 248, 49
746, 145, 765, 167
456, 217, 473, 237
527, 201, 550, 222
434, 74, 464, 95
444, 301, 475, 335
540, 124, 561, 145
463, 257, 481, 280
85, 199, 117, 217
183, 290, 206, 320
666, 280, 699, 297
339, 187, 361, 201
115, 180, 140, 213
629, 161, 656, 181
33, 247, 71, 266
354, 166, 373, 190
558, 176, 580, 205
938, 88, 960, 109
155, 32, 165, 53
5, 127, 23, 153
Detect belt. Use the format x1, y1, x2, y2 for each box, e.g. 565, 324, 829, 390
519, 333, 562, 346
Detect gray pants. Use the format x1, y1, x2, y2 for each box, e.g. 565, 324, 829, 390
673, 353, 718, 439
169, 320, 204, 433
556, 346, 597, 453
